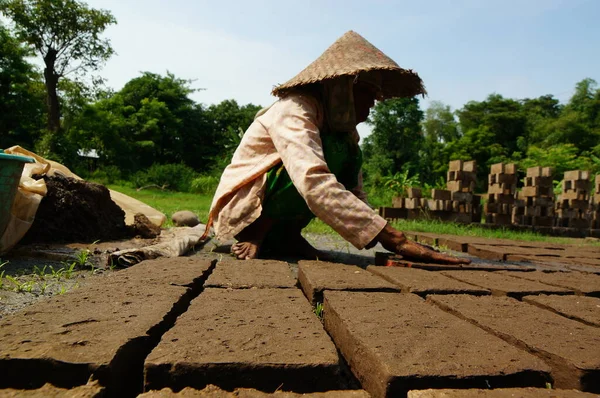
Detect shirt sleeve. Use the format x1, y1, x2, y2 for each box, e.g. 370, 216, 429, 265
261, 94, 386, 249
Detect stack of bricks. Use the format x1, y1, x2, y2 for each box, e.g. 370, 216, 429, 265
446, 160, 481, 223
425, 188, 452, 215
591, 175, 600, 229
556, 170, 590, 229
512, 167, 555, 227
485, 163, 517, 225
386, 187, 424, 220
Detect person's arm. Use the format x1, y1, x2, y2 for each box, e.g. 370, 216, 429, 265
263, 95, 386, 249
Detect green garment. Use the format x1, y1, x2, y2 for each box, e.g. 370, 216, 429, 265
260, 131, 362, 250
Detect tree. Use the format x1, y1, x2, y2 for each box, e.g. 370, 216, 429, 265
2, 0, 116, 132
422, 101, 460, 143
362, 97, 424, 180
0, 24, 45, 149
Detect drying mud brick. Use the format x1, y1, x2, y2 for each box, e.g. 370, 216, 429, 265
407, 388, 598, 397
139, 385, 370, 397
523, 295, 600, 327
0, 383, 104, 397
22, 175, 132, 244
441, 271, 572, 298
145, 288, 340, 393
366, 266, 490, 296
0, 258, 214, 394
205, 259, 296, 289
297, 260, 399, 304
323, 291, 550, 398
0, 285, 190, 394
498, 271, 600, 296
428, 295, 600, 392
105, 257, 215, 287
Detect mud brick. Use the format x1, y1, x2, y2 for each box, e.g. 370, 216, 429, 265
298, 260, 399, 304
448, 159, 463, 171
524, 176, 553, 188
485, 213, 512, 225
440, 271, 572, 298
431, 189, 451, 201
488, 193, 515, 204
484, 203, 498, 214
406, 187, 422, 198
447, 180, 463, 192
367, 267, 490, 296
568, 218, 590, 229
145, 288, 341, 393
428, 295, 600, 391
0, 384, 105, 397
564, 170, 583, 180
426, 199, 445, 211
505, 163, 517, 174
205, 260, 295, 289
563, 179, 590, 192
140, 386, 371, 397
559, 199, 590, 210
530, 216, 555, 227
561, 190, 589, 201
490, 163, 504, 174
0, 258, 215, 394
463, 160, 477, 172
522, 186, 553, 197
499, 271, 600, 297
449, 170, 477, 183
525, 295, 600, 328
392, 196, 404, 208
526, 166, 543, 177
450, 212, 475, 223
324, 292, 550, 398
451, 191, 473, 202
512, 214, 524, 225
405, 198, 422, 209
523, 206, 541, 217
379, 207, 408, 220
488, 173, 517, 185
488, 183, 516, 195
443, 200, 453, 211
525, 196, 553, 207
542, 167, 553, 177
407, 388, 598, 398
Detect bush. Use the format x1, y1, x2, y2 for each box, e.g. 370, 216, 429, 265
86, 166, 123, 185
190, 175, 220, 195
133, 163, 197, 192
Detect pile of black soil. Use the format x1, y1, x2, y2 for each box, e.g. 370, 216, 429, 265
22, 175, 134, 243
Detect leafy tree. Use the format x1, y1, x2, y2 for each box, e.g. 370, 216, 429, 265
420, 101, 459, 184
2, 0, 116, 133
362, 97, 424, 181
0, 24, 45, 149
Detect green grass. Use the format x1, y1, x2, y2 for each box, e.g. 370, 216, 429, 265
107, 185, 599, 246
107, 184, 213, 227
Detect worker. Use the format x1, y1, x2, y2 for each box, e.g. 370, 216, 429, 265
206, 31, 470, 265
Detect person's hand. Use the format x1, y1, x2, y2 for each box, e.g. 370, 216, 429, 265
375, 223, 471, 265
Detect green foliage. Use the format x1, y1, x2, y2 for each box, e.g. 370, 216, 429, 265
362, 97, 424, 180
133, 163, 197, 192
2, 0, 117, 132
313, 302, 324, 319
190, 175, 220, 195
381, 169, 421, 195
0, 25, 45, 149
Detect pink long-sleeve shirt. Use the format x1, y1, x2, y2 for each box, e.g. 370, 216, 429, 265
208, 93, 387, 249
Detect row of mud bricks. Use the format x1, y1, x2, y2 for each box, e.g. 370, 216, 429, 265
381, 160, 600, 233
1, 256, 599, 397
486, 165, 600, 230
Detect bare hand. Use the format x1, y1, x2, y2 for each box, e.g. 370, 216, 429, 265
375, 224, 471, 265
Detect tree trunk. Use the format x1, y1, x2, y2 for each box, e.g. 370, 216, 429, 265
43, 49, 61, 132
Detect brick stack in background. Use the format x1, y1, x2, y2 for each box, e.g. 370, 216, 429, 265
512, 167, 555, 228
447, 160, 481, 223
426, 188, 452, 216
556, 170, 591, 229
592, 174, 600, 229
383, 187, 424, 220
485, 163, 517, 225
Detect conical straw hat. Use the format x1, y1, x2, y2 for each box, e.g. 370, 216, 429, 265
272, 31, 426, 99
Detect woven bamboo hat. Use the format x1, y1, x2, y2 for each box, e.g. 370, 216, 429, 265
272, 30, 425, 99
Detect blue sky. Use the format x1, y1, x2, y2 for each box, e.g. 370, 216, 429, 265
80, 0, 600, 137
